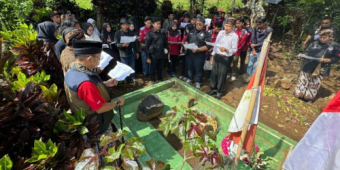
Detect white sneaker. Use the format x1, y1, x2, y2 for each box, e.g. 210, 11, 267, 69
227, 75, 231, 79
231, 76, 236, 81
179, 76, 183, 80
183, 77, 188, 81
187, 79, 192, 84
196, 83, 201, 89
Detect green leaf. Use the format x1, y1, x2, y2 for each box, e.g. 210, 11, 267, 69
80, 126, 89, 135
33, 140, 47, 155
17, 72, 26, 81
121, 147, 134, 160
102, 166, 115, 170
63, 110, 76, 123
100, 130, 129, 146
131, 141, 146, 154
75, 108, 85, 122
0, 155, 12, 170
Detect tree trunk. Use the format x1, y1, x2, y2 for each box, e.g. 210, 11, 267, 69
231, 0, 236, 11
270, 5, 280, 27
96, 6, 103, 33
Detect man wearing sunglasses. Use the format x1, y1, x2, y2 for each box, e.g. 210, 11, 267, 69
302, 16, 338, 50
184, 16, 212, 89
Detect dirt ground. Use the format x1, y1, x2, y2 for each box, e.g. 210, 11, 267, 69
110, 42, 340, 164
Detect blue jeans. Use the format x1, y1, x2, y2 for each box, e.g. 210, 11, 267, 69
120, 53, 135, 79
141, 51, 151, 75
187, 55, 205, 83
247, 52, 260, 76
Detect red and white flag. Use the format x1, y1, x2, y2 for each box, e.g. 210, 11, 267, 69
226, 49, 269, 156
283, 90, 340, 170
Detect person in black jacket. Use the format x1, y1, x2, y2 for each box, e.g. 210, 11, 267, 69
184, 16, 212, 89
145, 17, 169, 85
294, 29, 340, 102
114, 18, 139, 82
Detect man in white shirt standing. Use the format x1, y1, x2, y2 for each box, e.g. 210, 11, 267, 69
207, 19, 239, 99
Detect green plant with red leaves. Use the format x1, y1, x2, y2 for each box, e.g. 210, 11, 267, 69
159, 106, 223, 170
75, 129, 170, 170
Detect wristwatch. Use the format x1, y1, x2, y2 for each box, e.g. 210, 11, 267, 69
115, 100, 120, 107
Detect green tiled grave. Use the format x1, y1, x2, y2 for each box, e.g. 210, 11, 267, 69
112, 78, 296, 170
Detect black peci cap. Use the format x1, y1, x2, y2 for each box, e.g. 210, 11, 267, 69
72, 40, 102, 55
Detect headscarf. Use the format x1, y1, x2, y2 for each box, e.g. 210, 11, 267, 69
102, 23, 115, 43
64, 28, 85, 46
37, 21, 59, 43
87, 18, 100, 36
130, 17, 138, 30
168, 21, 180, 37
81, 22, 101, 42
81, 22, 92, 36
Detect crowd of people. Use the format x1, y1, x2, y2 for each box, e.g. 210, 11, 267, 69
35, 8, 340, 164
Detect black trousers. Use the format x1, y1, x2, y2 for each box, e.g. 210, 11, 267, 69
150, 57, 164, 81
239, 50, 247, 74
167, 55, 178, 74
180, 55, 188, 77
210, 54, 232, 95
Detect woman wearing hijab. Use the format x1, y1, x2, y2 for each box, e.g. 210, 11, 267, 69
37, 21, 60, 54
101, 23, 120, 80
166, 21, 182, 77
60, 27, 85, 75
37, 21, 59, 44
82, 22, 101, 42
294, 29, 340, 102
87, 18, 100, 36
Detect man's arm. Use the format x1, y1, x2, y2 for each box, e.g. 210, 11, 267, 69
77, 81, 124, 114
114, 32, 124, 49
144, 33, 151, 58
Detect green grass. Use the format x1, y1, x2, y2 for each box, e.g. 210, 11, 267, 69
162, 0, 244, 13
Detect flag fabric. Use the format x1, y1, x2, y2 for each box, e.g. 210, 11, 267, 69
227, 48, 269, 154
282, 90, 340, 170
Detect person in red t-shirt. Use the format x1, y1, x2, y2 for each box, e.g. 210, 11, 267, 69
166, 21, 182, 76
139, 16, 153, 77
209, 12, 219, 30
232, 17, 251, 79
219, 12, 226, 23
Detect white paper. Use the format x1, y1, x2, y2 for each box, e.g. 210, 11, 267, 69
205, 41, 222, 47
108, 61, 135, 81
102, 44, 109, 49
109, 41, 116, 45
98, 51, 112, 70
299, 53, 321, 60
180, 22, 189, 28
183, 43, 199, 50
120, 36, 137, 43
205, 18, 212, 25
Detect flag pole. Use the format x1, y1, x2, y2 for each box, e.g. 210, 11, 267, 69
232, 33, 272, 170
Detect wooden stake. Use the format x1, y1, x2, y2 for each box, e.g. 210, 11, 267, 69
232, 33, 272, 170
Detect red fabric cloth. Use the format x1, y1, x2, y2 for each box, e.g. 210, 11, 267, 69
166, 33, 182, 55
206, 30, 219, 55
78, 81, 106, 111
219, 17, 225, 23
211, 19, 218, 28
234, 28, 251, 56
139, 26, 152, 43
182, 35, 187, 43
178, 17, 184, 25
